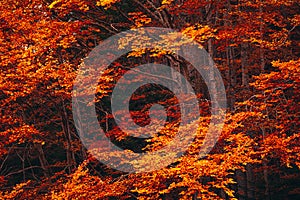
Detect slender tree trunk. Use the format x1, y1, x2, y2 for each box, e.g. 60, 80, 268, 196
225, 0, 232, 108
261, 126, 271, 200
229, 46, 236, 109
236, 169, 247, 200
246, 164, 255, 199
36, 143, 50, 178
205, 1, 219, 109
259, 0, 265, 72
169, 55, 183, 92
207, 39, 218, 105
61, 99, 75, 173
241, 42, 249, 87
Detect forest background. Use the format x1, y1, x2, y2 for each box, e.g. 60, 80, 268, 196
0, 0, 299, 199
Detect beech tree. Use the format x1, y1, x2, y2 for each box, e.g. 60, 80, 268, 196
0, 0, 299, 199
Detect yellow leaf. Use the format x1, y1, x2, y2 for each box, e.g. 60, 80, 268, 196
49, 0, 61, 9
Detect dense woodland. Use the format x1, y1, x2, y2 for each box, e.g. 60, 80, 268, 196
0, 0, 299, 199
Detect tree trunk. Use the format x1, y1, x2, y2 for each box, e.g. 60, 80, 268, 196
259, 0, 265, 72
246, 164, 255, 199
236, 169, 247, 200
36, 143, 50, 178
61, 99, 75, 173
241, 42, 249, 87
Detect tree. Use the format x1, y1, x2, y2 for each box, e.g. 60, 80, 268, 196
1, 0, 299, 199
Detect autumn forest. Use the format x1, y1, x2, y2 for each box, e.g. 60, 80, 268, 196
0, 0, 299, 199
